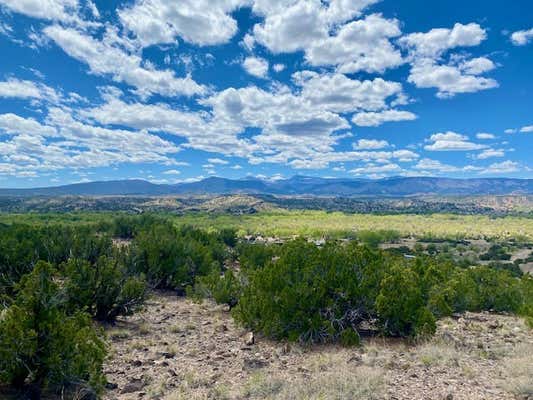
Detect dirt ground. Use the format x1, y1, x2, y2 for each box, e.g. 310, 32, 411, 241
103, 293, 533, 400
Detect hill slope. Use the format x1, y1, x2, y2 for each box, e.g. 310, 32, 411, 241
1, 176, 533, 197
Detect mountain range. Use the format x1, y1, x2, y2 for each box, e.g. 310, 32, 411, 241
1, 176, 533, 197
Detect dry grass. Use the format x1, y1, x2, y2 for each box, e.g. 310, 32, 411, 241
416, 341, 462, 367
499, 343, 533, 398
243, 352, 386, 400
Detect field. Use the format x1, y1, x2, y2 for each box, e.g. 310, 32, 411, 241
172, 210, 533, 240
1, 209, 533, 240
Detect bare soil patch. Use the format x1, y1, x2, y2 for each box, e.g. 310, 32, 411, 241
104, 293, 532, 400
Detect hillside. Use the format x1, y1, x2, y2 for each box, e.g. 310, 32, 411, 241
1, 176, 533, 197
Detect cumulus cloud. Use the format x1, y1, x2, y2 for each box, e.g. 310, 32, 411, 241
242, 56, 269, 78
400, 23, 497, 98
413, 158, 459, 173
481, 160, 519, 174
407, 60, 498, 98
44, 25, 205, 98
520, 125, 533, 133
474, 148, 504, 160
163, 169, 181, 175
475, 132, 495, 140
511, 28, 533, 46
207, 158, 229, 165
352, 109, 417, 127
0, 107, 180, 178
251, 1, 402, 74
0, 0, 79, 22
400, 23, 486, 58
353, 139, 389, 150
118, 0, 246, 47
424, 132, 488, 151
350, 163, 402, 175
0, 78, 61, 102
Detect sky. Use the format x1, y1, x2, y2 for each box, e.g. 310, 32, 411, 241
0, 0, 532, 188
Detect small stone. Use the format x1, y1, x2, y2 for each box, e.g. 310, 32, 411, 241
244, 331, 254, 345
120, 379, 145, 394
105, 382, 118, 390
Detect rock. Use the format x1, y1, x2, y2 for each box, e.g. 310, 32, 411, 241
120, 378, 145, 394
243, 358, 268, 369
132, 360, 142, 367
105, 382, 119, 390
488, 321, 500, 329
244, 331, 254, 345
444, 393, 453, 400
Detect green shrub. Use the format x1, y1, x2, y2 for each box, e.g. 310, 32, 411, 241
130, 224, 224, 292
234, 240, 380, 344
190, 268, 242, 308
237, 243, 277, 270
0, 262, 106, 397
375, 265, 426, 337
63, 256, 147, 322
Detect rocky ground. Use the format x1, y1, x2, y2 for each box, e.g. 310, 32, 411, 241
103, 292, 532, 400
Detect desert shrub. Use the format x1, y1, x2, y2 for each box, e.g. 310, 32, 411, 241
375, 265, 434, 337
234, 240, 384, 343
480, 244, 512, 261
0, 223, 114, 296
219, 228, 238, 248
236, 242, 277, 270
63, 256, 147, 322
189, 269, 242, 308
130, 224, 225, 292
488, 261, 523, 277
0, 262, 106, 398
357, 229, 400, 248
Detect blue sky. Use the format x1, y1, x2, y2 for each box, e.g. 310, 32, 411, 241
0, 0, 532, 188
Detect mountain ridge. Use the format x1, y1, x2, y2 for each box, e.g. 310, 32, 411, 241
1, 176, 533, 197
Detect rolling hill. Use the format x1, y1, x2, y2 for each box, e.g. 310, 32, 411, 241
1, 176, 533, 197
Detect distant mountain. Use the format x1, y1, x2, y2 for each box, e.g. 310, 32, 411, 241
1, 176, 533, 197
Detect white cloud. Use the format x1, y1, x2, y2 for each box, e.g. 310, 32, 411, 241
511, 28, 533, 46
413, 158, 459, 172
0, 78, 46, 99
242, 56, 269, 78
44, 25, 205, 98
353, 139, 389, 150
0, 113, 58, 137
350, 163, 402, 175
424, 131, 487, 151
251, 2, 401, 74
207, 158, 229, 165
520, 125, 533, 133
481, 160, 519, 174
474, 148, 504, 160
504, 128, 517, 134
400, 23, 497, 98
400, 23, 486, 58
0, 108, 181, 177
118, 0, 246, 47
163, 169, 181, 175
273, 63, 285, 72
459, 57, 496, 75
0, 0, 79, 22
352, 109, 417, 127
292, 71, 405, 113
304, 14, 403, 74
475, 132, 495, 140
407, 61, 498, 98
